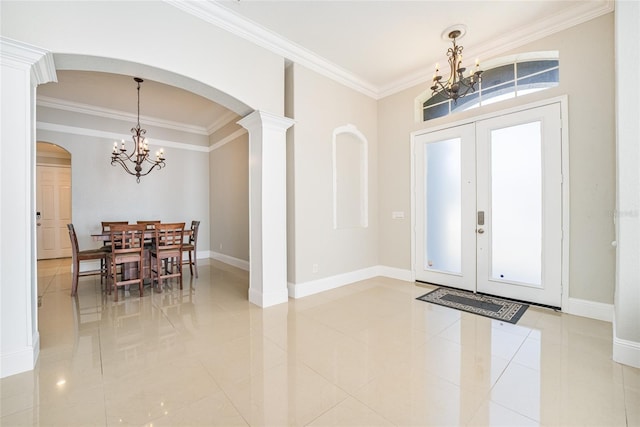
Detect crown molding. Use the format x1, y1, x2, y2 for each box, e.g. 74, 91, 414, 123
37, 96, 211, 136
166, 0, 613, 100
36, 121, 210, 152
207, 109, 240, 135
164, 0, 378, 98
378, 0, 614, 98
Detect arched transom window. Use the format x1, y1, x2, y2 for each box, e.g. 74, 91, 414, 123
422, 53, 559, 122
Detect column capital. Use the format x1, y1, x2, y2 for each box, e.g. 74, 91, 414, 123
0, 37, 57, 85
237, 110, 295, 133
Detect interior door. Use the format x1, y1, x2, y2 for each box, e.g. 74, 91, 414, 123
414, 103, 563, 307
37, 165, 72, 259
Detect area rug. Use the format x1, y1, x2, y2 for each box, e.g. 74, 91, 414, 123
416, 287, 529, 324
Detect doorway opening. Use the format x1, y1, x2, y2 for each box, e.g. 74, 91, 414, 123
36, 142, 72, 260
412, 101, 567, 308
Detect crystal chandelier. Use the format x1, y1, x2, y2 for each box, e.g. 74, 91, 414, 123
111, 77, 166, 183
430, 28, 483, 104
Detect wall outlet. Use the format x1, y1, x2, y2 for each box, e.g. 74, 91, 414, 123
312, 263, 318, 273
219, 243, 223, 250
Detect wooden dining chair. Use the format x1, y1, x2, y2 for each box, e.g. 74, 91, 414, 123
150, 222, 185, 292
100, 221, 129, 273
67, 224, 108, 296
182, 220, 200, 278
106, 224, 146, 301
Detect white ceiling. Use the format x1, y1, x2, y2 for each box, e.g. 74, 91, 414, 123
37, 0, 613, 131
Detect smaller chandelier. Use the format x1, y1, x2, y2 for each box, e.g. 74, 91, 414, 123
431, 28, 483, 104
111, 77, 166, 183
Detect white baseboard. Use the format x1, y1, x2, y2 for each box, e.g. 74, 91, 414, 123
377, 265, 413, 282
1, 332, 39, 379
565, 297, 614, 322
288, 265, 413, 299
613, 315, 640, 368
210, 251, 250, 271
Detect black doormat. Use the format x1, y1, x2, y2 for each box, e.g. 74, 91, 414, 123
416, 287, 529, 324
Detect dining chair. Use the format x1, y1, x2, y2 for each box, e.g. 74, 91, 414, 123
150, 222, 185, 292
67, 224, 108, 296
100, 221, 129, 273
106, 224, 146, 301
182, 220, 200, 278
136, 220, 161, 229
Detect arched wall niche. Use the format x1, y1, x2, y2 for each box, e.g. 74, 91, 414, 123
53, 53, 253, 117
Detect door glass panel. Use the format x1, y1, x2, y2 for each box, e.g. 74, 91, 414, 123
425, 139, 462, 273
490, 122, 542, 285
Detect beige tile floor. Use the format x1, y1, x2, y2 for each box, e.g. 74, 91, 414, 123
1, 258, 638, 426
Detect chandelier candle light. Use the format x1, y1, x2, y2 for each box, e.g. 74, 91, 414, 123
430, 27, 483, 103
111, 77, 166, 183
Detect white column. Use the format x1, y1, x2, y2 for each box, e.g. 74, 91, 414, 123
0, 38, 56, 378
238, 111, 294, 307
613, 1, 640, 369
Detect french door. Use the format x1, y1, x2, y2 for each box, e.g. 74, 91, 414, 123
414, 103, 562, 307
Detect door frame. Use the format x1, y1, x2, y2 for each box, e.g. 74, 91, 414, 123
410, 96, 570, 310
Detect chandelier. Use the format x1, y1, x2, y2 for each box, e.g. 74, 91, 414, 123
111, 77, 166, 183
430, 28, 483, 104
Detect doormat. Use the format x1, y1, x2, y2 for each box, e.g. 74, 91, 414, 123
416, 287, 529, 324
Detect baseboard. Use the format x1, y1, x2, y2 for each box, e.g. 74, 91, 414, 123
613, 314, 640, 368
249, 287, 288, 308
1, 332, 39, 379
210, 251, 250, 271
288, 265, 413, 299
377, 265, 413, 282
565, 297, 613, 322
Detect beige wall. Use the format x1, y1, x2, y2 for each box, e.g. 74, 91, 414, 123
287, 63, 378, 284
378, 13, 616, 304
210, 135, 250, 262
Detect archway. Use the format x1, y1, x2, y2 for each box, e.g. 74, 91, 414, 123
1, 41, 292, 378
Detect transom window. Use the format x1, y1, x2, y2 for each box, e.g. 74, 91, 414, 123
422, 56, 559, 122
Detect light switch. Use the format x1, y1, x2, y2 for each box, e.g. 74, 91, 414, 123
392, 211, 405, 219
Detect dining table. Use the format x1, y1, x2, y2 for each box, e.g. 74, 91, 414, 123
91, 227, 192, 284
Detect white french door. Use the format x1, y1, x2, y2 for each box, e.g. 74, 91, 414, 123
414, 103, 563, 307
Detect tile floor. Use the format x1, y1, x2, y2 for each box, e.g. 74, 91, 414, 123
1, 258, 638, 426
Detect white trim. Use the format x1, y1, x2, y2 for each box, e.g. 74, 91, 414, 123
411, 96, 570, 309
206, 110, 240, 135
162, 0, 613, 99
378, 2, 613, 98
209, 128, 248, 152
210, 251, 250, 271
249, 286, 289, 308
377, 265, 413, 282
613, 315, 640, 368
36, 122, 210, 152
0, 333, 40, 379
565, 297, 613, 322
288, 266, 380, 299
37, 96, 210, 136
165, 0, 378, 99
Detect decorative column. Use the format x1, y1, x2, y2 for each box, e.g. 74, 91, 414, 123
238, 111, 294, 307
613, 1, 640, 368
0, 37, 56, 378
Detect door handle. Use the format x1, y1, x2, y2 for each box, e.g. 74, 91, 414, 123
37, 223, 42, 226
477, 228, 485, 234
